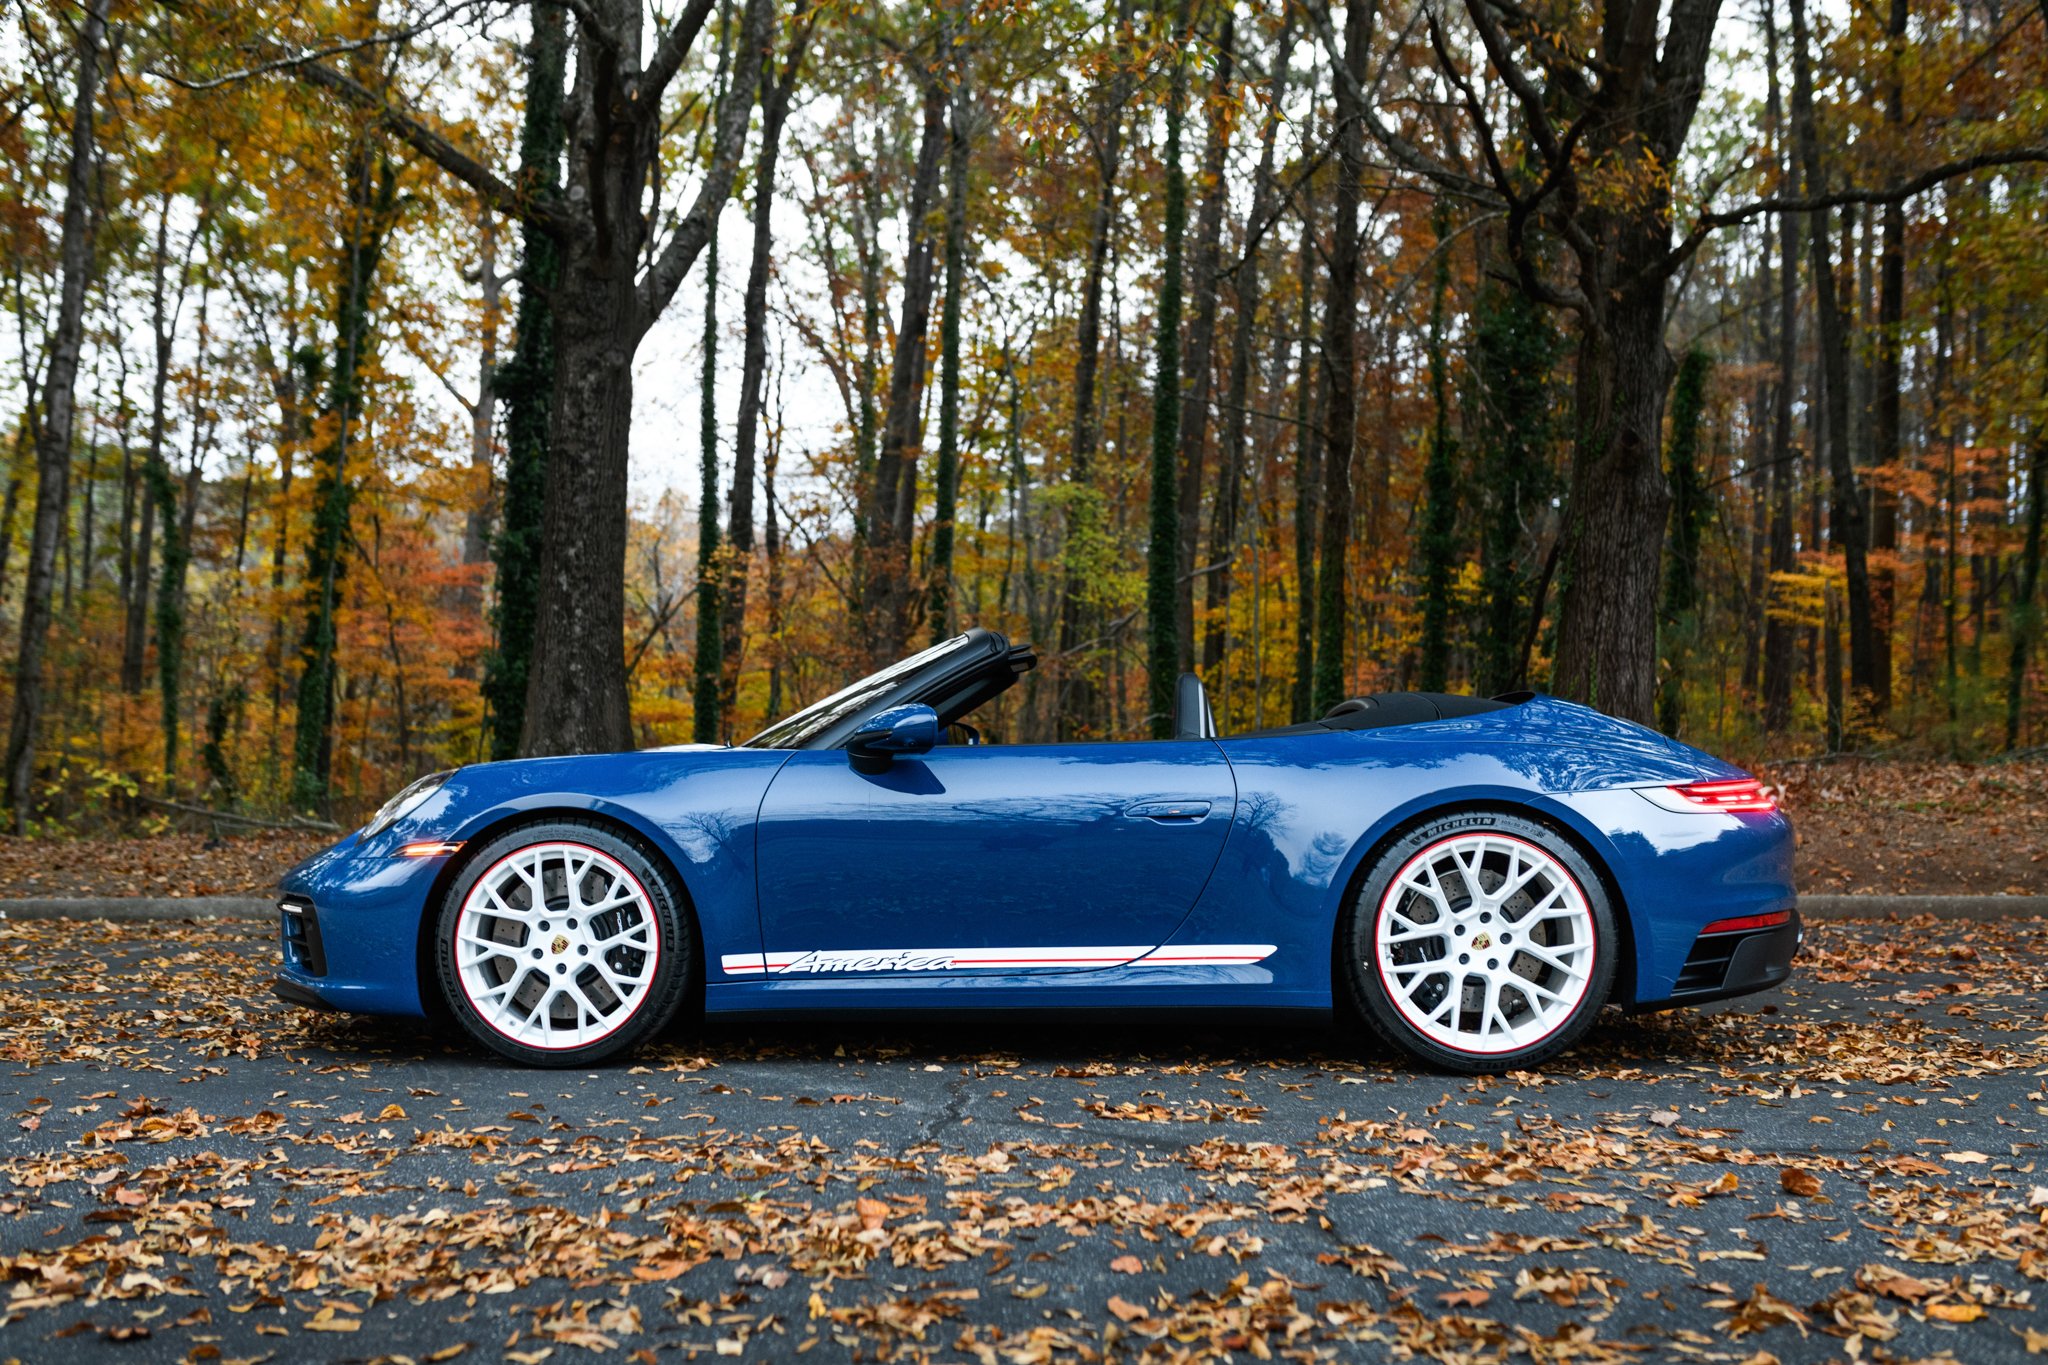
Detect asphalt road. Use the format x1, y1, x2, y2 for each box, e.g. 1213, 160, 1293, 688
0, 915, 2042, 1364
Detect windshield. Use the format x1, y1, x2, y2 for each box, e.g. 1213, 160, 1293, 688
741, 635, 971, 750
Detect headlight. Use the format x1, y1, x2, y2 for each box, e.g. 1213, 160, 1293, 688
362, 769, 455, 839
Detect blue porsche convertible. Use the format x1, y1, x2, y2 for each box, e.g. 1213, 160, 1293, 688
275, 629, 1798, 1072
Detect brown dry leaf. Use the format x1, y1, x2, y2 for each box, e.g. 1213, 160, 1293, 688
1856, 1264, 1944, 1303
1107, 1296, 1148, 1323
1437, 1288, 1490, 1308
1109, 1255, 1143, 1274
1779, 1166, 1822, 1198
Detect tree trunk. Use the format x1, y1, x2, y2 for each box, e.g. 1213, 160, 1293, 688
1473, 271, 1555, 697
1417, 202, 1457, 693
124, 199, 176, 698
485, 2, 565, 758
1146, 0, 1189, 737
1055, 0, 1135, 736
1309, 0, 1371, 717
514, 0, 773, 755
1867, 0, 1908, 717
1550, 275, 1673, 720
1761, 0, 1797, 731
691, 197, 722, 741
1289, 139, 1319, 723
1202, 11, 1293, 675
1789, 0, 1878, 728
860, 81, 947, 667
154, 212, 217, 793
724, 8, 815, 713
926, 65, 971, 644
459, 205, 501, 611
292, 150, 400, 809
1174, 14, 1232, 671
1657, 348, 1712, 737
4, 0, 105, 830
2006, 416, 2045, 750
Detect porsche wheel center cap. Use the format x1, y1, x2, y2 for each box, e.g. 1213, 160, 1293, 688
550, 934, 570, 956
1471, 931, 1493, 950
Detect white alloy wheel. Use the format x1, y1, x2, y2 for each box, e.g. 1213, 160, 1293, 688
452, 840, 662, 1051
1373, 832, 1597, 1057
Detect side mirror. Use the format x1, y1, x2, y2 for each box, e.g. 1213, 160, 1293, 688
847, 703, 939, 773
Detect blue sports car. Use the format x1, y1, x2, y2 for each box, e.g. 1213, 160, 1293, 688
275, 629, 1798, 1073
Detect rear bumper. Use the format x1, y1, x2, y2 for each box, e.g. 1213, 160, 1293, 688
1630, 908, 1802, 1011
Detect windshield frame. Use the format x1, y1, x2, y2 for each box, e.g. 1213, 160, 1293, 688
739, 634, 982, 751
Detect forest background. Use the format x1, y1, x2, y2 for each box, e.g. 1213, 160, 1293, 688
2, 0, 2045, 832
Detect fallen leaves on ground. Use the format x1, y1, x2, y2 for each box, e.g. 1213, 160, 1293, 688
0, 914, 2041, 1361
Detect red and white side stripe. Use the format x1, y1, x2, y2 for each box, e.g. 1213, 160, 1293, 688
719, 943, 1276, 977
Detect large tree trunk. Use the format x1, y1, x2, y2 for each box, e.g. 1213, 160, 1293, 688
1789, 0, 1878, 727
1309, 0, 1370, 717
518, 0, 772, 755
1550, 274, 1673, 719
1173, 15, 1233, 672
1202, 11, 1293, 676
859, 82, 947, 668
723, 10, 815, 714
4, 0, 105, 830
1544, 0, 1722, 725
522, 254, 642, 754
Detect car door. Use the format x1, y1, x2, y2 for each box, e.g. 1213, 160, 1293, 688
743, 740, 1236, 978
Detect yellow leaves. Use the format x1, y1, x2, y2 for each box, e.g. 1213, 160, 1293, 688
304, 1304, 360, 1332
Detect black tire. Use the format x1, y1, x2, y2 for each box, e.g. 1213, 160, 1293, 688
1339, 811, 1617, 1074
433, 818, 693, 1067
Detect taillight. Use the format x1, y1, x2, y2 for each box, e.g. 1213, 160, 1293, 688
1638, 778, 1778, 814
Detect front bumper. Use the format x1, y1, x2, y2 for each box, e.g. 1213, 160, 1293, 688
271, 835, 445, 1018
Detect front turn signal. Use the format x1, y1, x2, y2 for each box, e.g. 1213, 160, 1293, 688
397, 840, 465, 858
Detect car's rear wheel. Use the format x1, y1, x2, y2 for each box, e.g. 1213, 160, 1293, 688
434, 819, 692, 1067
1341, 813, 1616, 1073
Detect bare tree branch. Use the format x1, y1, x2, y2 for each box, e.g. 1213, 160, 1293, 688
1665, 143, 2048, 273
636, 0, 774, 331
289, 55, 561, 231
640, 0, 721, 107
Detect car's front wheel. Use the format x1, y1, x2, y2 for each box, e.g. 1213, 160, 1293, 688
1341, 813, 1616, 1073
434, 819, 692, 1067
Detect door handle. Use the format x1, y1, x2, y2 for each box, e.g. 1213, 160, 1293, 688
1125, 800, 1212, 822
